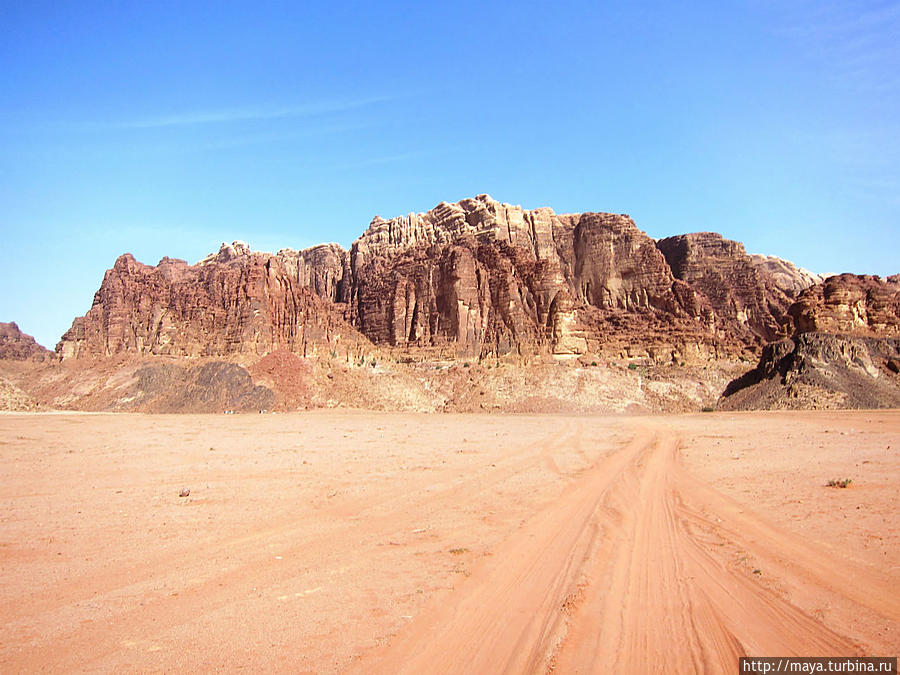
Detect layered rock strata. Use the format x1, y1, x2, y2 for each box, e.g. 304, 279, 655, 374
656, 232, 796, 342
57, 249, 369, 360
348, 197, 719, 357
789, 273, 900, 337
720, 274, 900, 409
57, 194, 825, 362
0, 322, 53, 361
747, 254, 823, 296
719, 333, 900, 410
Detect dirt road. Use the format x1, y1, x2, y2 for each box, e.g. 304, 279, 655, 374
1, 411, 897, 672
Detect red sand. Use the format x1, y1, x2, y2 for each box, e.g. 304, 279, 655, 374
0, 410, 897, 672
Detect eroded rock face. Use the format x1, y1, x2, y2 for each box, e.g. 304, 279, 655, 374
719, 333, 900, 410
59, 194, 848, 363
349, 196, 712, 357
747, 254, 822, 296
57, 249, 369, 360
656, 232, 795, 342
717, 273, 900, 410
0, 322, 53, 361
788, 274, 900, 337
200, 241, 351, 303
568, 213, 687, 313
350, 195, 561, 271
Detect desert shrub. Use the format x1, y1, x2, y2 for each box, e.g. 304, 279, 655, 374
627, 363, 638, 371
825, 478, 853, 488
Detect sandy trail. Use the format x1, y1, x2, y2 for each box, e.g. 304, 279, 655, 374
355, 427, 886, 674
0, 411, 897, 672
350, 428, 653, 674
553, 433, 864, 674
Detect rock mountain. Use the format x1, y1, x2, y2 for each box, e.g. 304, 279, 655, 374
0, 322, 53, 361
721, 273, 900, 409
57, 194, 821, 363
4, 194, 898, 412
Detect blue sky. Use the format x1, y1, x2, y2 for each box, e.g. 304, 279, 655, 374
1, 0, 898, 349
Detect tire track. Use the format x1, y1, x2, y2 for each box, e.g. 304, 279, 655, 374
2, 426, 590, 671
354, 429, 870, 674
348, 432, 656, 674
554, 435, 860, 673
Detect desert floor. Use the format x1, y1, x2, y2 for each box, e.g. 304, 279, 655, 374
0, 410, 897, 673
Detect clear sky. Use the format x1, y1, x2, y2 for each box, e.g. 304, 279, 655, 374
2, 0, 898, 349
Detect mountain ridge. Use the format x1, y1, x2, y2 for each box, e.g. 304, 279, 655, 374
3, 194, 898, 412
56, 194, 820, 362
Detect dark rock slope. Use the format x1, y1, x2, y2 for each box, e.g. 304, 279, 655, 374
720, 274, 900, 409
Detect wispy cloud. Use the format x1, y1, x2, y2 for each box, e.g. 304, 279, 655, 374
193, 121, 374, 151
766, 0, 900, 92
334, 151, 426, 170
119, 96, 392, 129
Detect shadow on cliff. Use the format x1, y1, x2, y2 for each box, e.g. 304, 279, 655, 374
719, 333, 900, 410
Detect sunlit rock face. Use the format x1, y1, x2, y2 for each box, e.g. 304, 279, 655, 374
60, 194, 850, 362
57, 249, 368, 360
0, 322, 53, 361
788, 273, 900, 338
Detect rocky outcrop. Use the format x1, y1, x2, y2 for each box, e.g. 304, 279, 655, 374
0, 373, 41, 410
718, 273, 900, 410
201, 241, 352, 304
788, 274, 900, 337
747, 254, 822, 296
126, 361, 275, 413
350, 237, 561, 357
57, 248, 369, 360
566, 213, 692, 313
350, 196, 561, 270
656, 233, 798, 342
348, 196, 571, 356
57, 194, 843, 364
287, 243, 352, 303
0, 322, 53, 361
719, 332, 900, 410
349, 196, 718, 357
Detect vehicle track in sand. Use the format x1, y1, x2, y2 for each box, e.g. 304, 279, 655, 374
352, 429, 893, 674
0, 416, 601, 672
2, 412, 897, 672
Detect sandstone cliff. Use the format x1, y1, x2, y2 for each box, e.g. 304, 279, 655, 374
57, 248, 369, 360
348, 196, 724, 358
747, 254, 823, 296
656, 232, 796, 342
28, 193, 900, 413
719, 274, 900, 409
789, 273, 900, 337
0, 322, 53, 361
57, 194, 826, 365
200, 241, 352, 304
